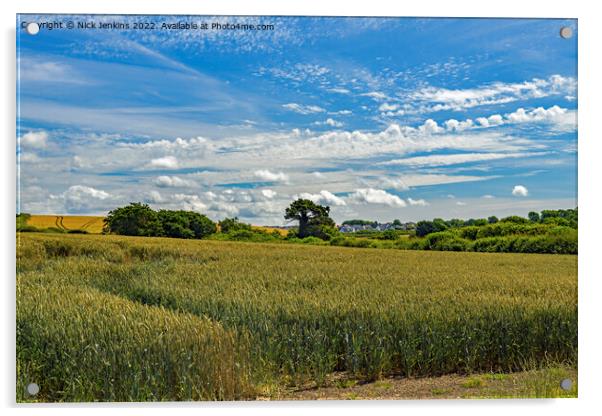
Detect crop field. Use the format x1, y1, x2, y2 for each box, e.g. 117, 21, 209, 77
16, 233, 577, 402
26, 215, 105, 234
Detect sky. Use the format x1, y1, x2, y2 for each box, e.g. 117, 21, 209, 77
16, 15, 577, 225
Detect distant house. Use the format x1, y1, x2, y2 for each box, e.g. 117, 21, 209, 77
338, 221, 415, 233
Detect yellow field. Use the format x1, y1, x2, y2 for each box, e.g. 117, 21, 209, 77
27, 215, 105, 234
252, 225, 289, 236
17, 233, 577, 401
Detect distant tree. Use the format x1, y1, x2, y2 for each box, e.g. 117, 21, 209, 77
464, 218, 486, 226
158, 210, 216, 239
381, 229, 398, 240
488, 216, 499, 224
219, 217, 252, 233
342, 219, 377, 226
528, 211, 541, 223
104, 203, 162, 236
285, 199, 335, 239
416, 218, 448, 237
500, 215, 529, 224
392, 219, 403, 228
447, 218, 465, 228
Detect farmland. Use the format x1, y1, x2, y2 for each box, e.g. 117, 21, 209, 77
26, 215, 105, 234
16, 232, 577, 401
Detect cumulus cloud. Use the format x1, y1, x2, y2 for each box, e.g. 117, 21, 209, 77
254, 169, 290, 183
512, 185, 529, 197
19, 131, 48, 148
173, 193, 208, 212
149, 156, 179, 169
154, 175, 196, 188
380, 177, 410, 191
407, 198, 429, 206
418, 119, 444, 134
282, 103, 326, 114
144, 190, 165, 203
325, 118, 343, 127
349, 188, 407, 207
297, 190, 346, 206
441, 106, 573, 133
261, 189, 277, 199
54, 185, 111, 212
410, 75, 576, 112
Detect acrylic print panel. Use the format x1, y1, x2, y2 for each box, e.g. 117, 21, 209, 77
16, 15, 577, 402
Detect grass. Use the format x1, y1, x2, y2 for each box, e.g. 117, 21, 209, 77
272, 367, 577, 400
16, 232, 577, 401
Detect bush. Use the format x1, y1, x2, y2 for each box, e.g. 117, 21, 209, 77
423, 232, 470, 251
104, 203, 163, 237
158, 210, 216, 239
219, 217, 252, 233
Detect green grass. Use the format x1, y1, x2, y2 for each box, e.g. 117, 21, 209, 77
16, 232, 577, 401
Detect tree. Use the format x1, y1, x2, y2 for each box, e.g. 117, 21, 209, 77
488, 216, 499, 224
285, 199, 335, 239
392, 219, 403, 229
104, 203, 162, 236
219, 217, 251, 233
158, 210, 216, 239
500, 215, 529, 224
415, 219, 448, 237
528, 211, 541, 223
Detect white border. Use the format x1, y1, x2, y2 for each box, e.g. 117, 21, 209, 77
3, 1, 601, 415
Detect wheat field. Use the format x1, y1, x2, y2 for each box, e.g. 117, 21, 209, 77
26, 215, 105, 233
16, 232, 577, 402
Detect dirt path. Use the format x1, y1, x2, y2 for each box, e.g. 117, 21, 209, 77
258, 367, 577, 400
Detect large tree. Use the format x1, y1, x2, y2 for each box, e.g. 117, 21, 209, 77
285, 199, 335, 239
103, 202, 163, 236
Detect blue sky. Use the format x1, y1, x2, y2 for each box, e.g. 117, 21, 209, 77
17, 15, 577, 225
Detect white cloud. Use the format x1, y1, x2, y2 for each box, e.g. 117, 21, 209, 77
282, 103, 326, 114
254, 169, 290, 183
173, 194, 208, 212
349, 188, 406, 207
380, 177, 410, 191
55, 185, 111, 212
379, 103, 399, 112
297, 190, 346, 206
327, 87, 351, 94
324, 118, 343, 127
361, 91, 388, 101
445, 118, 474, 131
149, 156, 179, 169
261, 189, 277, 199
378, 152, 541, 168
410, 75, 576, 112
407, 198, 429, 206
418, 119, 444, 134
512, 185, 529, 197
482, 194, 496, 199
145, 190, 165, 203
154, 175, 196, 188
331, 109, 352, 115
19, 131, 48, 149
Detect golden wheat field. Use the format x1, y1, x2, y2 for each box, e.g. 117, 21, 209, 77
27, 215, 105, 233
16, 232, 577, 402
